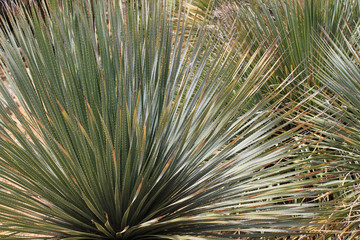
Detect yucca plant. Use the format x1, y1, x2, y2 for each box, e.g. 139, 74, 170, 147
0, 0, 328, 239
202, 0, 360, 90
176, 0, 360, 238
309, 28, 360, 238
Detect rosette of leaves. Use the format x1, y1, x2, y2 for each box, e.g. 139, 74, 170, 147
0, 0, 323, 239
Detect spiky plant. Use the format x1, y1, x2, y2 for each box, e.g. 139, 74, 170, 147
0, 0, 325, 239
310, 28, 360, 238
183, 0, 360, 238
202, 0, 360, 89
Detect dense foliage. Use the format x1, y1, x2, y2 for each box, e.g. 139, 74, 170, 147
0, 0, 358, 239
